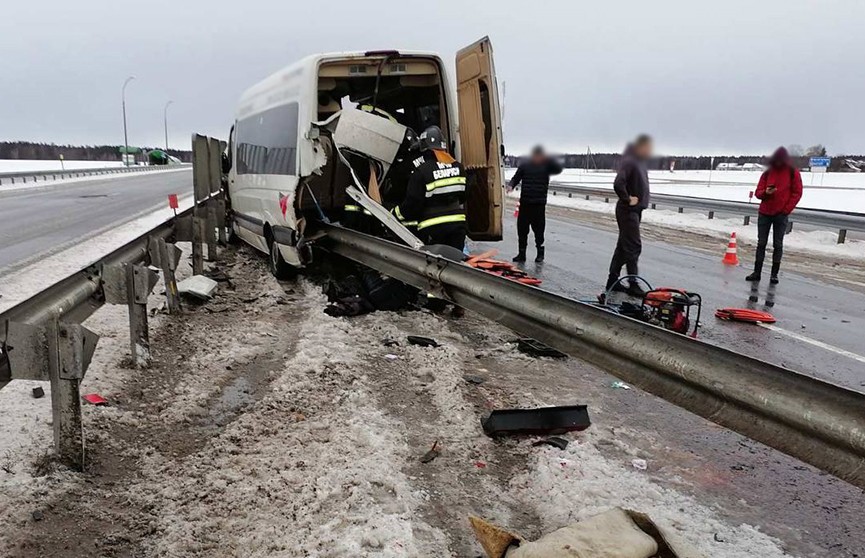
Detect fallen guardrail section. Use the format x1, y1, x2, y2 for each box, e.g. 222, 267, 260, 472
0, 163, 189, 187
0, 136, 224, 470
322, 224, 865, 490
546, 182, 865, 244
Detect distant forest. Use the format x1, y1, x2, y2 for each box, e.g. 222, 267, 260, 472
0, 141, 192, 163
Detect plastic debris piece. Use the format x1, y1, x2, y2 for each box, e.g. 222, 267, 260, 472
482, 405, 591, 437
517, 338, 567, 359
407, 335, 439, 348
532, 436, 570, 450
611, 381, 631, 390
32, 387, 45, 399
420, 441, 440, 463
631, 458, 648, 471
384, 354, 399, 360
474, 461, 487, 468
82, 393, 108, 406
382, 338, 399, 347
463, 374, 487, 385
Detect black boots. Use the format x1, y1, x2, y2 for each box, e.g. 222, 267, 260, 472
745, 272, 762, 282
513, 251, 526, 263
748, 263, 780, 283
535, 247, 545, 263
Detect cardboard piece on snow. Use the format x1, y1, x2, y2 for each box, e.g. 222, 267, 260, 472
471, 508, 703, 558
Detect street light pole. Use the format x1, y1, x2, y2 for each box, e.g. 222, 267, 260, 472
122, 76, 135, 166
164, 100, 174, 152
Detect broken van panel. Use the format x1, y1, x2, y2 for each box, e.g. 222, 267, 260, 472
226, 39, 504, 275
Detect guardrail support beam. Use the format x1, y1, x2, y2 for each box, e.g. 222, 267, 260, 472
125, 264, 158, 368
838, 229, 847, 244
743, 215, 751, 226
153, 238, 182, 314
708, 211, 715, 219
206, 205, 218, 261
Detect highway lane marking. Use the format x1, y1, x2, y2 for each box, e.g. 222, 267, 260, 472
759, 323, 865, 365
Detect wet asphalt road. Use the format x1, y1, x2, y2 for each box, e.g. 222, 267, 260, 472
478, 212, 865, 392
0, 170, 191, 275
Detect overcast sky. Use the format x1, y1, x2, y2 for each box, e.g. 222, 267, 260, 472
2, 1, 864, 156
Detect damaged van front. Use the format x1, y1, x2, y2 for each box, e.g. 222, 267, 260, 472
226, 38, 504, 278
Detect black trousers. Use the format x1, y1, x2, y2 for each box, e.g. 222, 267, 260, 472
420, 223, 466, 251
606, 205, 643, 289
754, 213, 788, 276
517, 203, 546, 252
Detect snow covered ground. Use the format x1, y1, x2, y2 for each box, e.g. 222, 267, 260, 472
0, 251, 802, 556
506, 168, 865, 213
0, 159, 125, 173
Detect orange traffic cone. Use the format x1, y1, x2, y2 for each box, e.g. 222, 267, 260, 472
722, 232, 739, 265
513, 201, 520, 218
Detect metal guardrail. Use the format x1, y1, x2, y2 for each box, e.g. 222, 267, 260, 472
321, 225, 865, 490
0, 138, 220, 470
546, 182, 865, 243
0, 164, 189, 186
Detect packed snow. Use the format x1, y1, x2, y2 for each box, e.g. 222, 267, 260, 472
506, 168, 865, 214
0, 159, 126, 173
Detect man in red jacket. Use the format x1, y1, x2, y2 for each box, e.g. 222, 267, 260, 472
746, 147, 803, 284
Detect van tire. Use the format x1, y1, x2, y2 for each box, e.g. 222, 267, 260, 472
269, 241, 296, 280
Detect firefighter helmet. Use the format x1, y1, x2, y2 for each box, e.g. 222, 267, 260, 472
418, 126, 448, 152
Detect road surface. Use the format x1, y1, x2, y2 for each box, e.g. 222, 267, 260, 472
0, 170, 191, 275
478, 210, 865, 392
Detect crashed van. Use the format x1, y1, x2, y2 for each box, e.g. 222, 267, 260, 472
224, 37, 504, 277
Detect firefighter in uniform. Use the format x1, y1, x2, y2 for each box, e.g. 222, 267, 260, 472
391, 126, 467, 249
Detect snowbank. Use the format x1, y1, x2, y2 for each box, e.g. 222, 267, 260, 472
506, 168, 865, 213
0, 159, 125, 173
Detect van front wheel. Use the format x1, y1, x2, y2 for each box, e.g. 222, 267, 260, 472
269, 241, 296, 280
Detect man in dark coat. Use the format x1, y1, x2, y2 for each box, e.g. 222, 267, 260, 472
746, 146, 803, 284
508, 145, 563, 262
604, 134, 653, 297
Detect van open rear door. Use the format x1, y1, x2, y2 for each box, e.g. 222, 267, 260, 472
456, 36, 504, 241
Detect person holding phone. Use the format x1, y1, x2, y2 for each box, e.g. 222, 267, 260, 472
746, 147, 803, 284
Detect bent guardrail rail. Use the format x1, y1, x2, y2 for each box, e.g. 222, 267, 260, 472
0, 163, 189, 186
545, 182, 865, 243
321, 224, 865, 490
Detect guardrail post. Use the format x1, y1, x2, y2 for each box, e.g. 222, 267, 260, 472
192, 215, 205, 274
125, 264, 158, 367
708, 211, 715, 219
585, 195, 590, 201
838, 229, 847, 244
651, 203, 656, 210
49, 320, 100, 470
678, 207, 684, 213
155, 238, 182, 314
206, 205, 218, 261
743, 215, 750, 226
786, 220, 793, 234
604, 197, 610, 203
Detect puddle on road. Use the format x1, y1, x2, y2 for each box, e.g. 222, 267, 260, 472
209, 376, 256, 426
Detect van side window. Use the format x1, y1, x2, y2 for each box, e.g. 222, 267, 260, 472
235, 102, 299, 175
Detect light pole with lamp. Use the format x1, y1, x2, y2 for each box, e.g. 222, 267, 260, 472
122, 76, 135, 166
163, 100, 173, 152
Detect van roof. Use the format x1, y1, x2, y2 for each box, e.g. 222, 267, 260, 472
237, 50, 444, 112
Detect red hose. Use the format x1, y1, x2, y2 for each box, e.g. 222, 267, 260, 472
715, 308, 776, 324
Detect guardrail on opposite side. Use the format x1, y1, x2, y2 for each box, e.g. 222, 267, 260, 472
545, 182, 865, 244
0, 163, 190, 186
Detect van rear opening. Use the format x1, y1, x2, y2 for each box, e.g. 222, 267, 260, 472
297, 56, 449, 222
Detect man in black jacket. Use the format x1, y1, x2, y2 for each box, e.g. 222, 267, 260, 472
509, 145, 563, 262
604, 135, 653, 297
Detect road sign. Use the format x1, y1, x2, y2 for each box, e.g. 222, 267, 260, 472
810, 157, 830, 173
